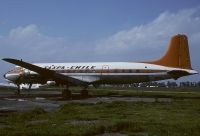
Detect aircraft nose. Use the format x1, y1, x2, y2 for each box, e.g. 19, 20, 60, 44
3, 73, 20, 82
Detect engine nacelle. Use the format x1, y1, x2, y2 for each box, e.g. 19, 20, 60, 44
46, 81, 56, 86
23, 69, 30, 76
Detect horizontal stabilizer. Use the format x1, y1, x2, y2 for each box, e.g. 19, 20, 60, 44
167, 70, 190, 80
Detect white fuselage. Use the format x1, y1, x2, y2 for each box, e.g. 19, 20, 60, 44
5, 62, 197, 85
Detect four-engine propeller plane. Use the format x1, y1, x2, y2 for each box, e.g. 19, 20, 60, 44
2, 34, 198, 98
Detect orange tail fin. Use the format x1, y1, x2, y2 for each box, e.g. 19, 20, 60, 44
149, 34, 192, 69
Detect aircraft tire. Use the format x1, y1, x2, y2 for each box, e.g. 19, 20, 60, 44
62, 89, 71, 100
81, 89, 88, 98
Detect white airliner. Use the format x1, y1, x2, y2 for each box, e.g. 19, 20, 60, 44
2, 34, 198, 97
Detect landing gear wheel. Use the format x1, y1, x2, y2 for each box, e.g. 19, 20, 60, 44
15, 85, 20, 95
62, 89, 71, 100
81, 89, 88, 98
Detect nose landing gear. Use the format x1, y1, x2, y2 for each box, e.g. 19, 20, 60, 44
15, 84, 20, 95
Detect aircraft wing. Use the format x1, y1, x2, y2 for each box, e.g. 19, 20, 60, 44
2, 58, 89, 86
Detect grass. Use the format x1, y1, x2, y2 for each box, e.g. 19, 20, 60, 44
1, 87, 200, 135
1, 100, 200, 135
87, 87, 200, 99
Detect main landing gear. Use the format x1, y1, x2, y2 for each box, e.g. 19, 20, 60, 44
15, 83, 32, 95
81, 88, 88, 98
62, 88, 71, 100
61, 86, 89, 99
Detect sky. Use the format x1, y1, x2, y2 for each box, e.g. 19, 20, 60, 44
0, 0, 200, 82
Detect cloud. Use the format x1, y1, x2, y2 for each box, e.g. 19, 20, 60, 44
95, 7, 200, 61
0, 24, 69, 62
94, 7, 200, 81
1, 7, 200, 63
0, 7, 200, 82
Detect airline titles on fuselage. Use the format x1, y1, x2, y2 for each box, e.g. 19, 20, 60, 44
44, 65, 96, 70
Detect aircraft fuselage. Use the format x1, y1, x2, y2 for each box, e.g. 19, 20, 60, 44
4, 62, 197, 86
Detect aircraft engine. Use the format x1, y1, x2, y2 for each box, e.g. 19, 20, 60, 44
46, 81, 56, 86
23, 69, 30, 76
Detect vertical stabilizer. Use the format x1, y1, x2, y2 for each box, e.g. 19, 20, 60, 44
149, 34, 192, 69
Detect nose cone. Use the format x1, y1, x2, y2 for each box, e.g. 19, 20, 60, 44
4, 73, 20, 82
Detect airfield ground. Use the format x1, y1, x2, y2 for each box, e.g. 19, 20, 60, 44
0, 87, 200, 136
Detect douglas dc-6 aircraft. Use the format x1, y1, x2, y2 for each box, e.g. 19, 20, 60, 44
2, 34, 198, 98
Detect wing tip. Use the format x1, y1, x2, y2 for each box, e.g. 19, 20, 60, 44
2, 58, 10, 62
2, 58, 22, 63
